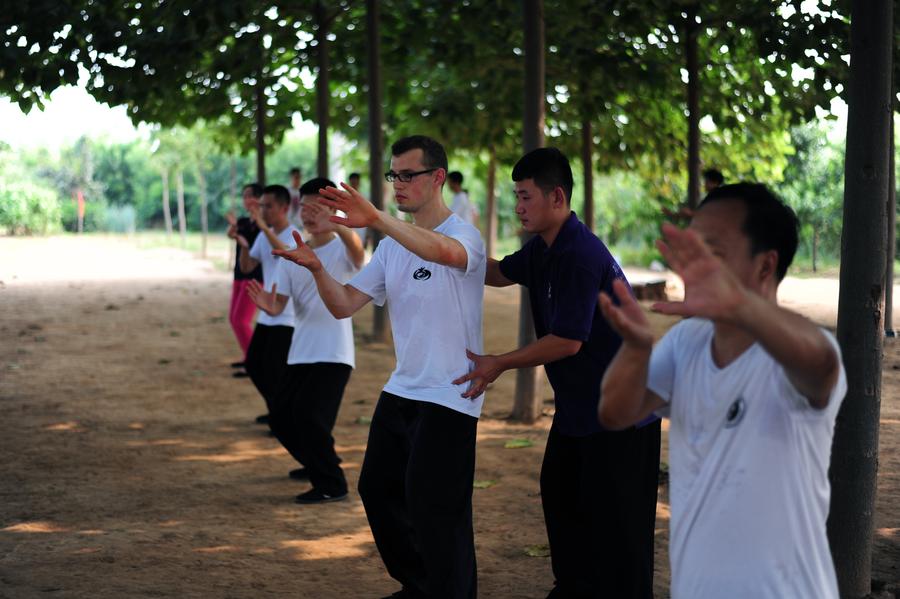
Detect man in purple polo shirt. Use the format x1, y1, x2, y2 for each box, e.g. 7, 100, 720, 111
455, 147, 660, 598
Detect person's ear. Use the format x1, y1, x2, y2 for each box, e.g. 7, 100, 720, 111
758, 250, 778, 283
434, 168, 447, 187
553, 187, 567, 209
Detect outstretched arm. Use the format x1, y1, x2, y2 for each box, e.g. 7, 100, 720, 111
485, 258, 515, 287
273, 230, 372, 318
305, 200, 366, 269
652, 223, 840, 409
318, 183, 469, 269
452, 335, 582, 399
250, 206, 288, 252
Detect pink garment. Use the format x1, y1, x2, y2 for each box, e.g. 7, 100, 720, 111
229, 280, 257, 359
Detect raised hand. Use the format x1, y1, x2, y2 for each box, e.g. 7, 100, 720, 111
302, 200, 337, 233
452, 349, 504, 399
225, 211, 237, 227
246, 280, 278, 315
318, 182, 379, 228
272, 230, 323, 273
598, 279, 654, 350
651, 222, 746, 321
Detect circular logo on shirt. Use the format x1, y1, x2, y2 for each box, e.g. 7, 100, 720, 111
724, 397, 746, 429
413, 267, 432, 281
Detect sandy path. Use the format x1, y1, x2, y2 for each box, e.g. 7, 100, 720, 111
0, 235, 897, 598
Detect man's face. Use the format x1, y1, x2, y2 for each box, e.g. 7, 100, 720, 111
290, 172, 301, 188
448, 180, 461, 193
260, 193, 287, 226
390, 149, 440, 213
241, 188, 259, 212
703, 179, 719, 193
349, 176, 361, 190
300, 195, 334, 234
513, 178, 556, 234
689, 199, 771, 292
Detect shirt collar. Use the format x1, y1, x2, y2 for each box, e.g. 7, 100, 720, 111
544, 211, 581, 255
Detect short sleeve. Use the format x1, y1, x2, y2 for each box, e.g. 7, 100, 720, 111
248, 233, 264, 261
781, 328, 848, 416
647, 326, 680, 417
548, 260, 603, 341
446, 220, 486, 277
499, 246, 530, 287
348, 241, 387, 306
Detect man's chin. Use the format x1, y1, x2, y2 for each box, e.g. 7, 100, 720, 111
397, 205, 417, 214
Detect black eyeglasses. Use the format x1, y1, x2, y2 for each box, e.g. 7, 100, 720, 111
384, 168, 437, 183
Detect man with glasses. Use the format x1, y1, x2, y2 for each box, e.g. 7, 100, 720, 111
274, 135, 486, 599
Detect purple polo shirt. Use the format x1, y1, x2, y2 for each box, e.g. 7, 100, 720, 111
500, 211, 634, 436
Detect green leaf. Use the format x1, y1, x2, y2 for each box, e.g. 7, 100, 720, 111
524, 544, 550, 558
473, 479, 496, 489
356, 416, 372, 425
504, 438, 534, 449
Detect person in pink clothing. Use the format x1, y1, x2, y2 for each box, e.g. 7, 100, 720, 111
226, 183, 264, 379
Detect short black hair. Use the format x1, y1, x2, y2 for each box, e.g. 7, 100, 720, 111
448, 171, 464, 184
699, 183, 798, 281
242, 183, 264, 198
299, 177, 336, 196
263, 184, 291, 207
348, 172, 361, 180
289, 167, 301, 176
391, 135, 449, 172
702, 168, 724, 185
511, 147, 574, 203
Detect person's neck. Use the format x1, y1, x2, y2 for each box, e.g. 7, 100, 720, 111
307, 231, 336, 248
538, 212, 571, 247
270, 219, 290, 234
710, 286, 777, 367
411, 194, 452, 230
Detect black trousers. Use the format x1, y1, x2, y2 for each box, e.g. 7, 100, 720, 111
358, 392, 478, 599
243, 323, 293, 414
541, 420, 661, 599
270, 362, 352, 496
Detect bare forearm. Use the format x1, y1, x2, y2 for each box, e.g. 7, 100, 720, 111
260, 295, 289, 317
497, 335, 582, 371
599, 344, 653, 429
373, 211, 467, 269
311, 269, 367, 318
735, 294, 839, 407
336, 226, 365, 269
486, 258, 514, 287
239, 246, 258, 274
257, 220, 286, 251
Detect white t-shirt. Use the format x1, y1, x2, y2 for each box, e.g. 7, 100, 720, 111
248, 225, 298, 327
349, 214, 486, 418
275, 237, 359, 367
647, 318, 847, 599
450, 191, 476, 226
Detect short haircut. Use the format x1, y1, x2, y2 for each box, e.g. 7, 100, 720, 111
448, 171, 464, 184
300, 177, 336, 196
289, 167, 301, 176
263, 184, 291, 207
511, 147, 574, 203
391, 135, 448, 172
242, 183, 264, 198
348, 172, 361, 180
702, 168, 724, 185
699, 183, 799, 281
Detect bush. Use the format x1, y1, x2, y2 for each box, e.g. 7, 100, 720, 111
0, 182, 62, 235
60, 197, 108, 232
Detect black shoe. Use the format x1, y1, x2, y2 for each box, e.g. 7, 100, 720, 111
294, 488, 348, 504
289, 468, 309, 480
230, 361, 245, 368
232, 371, 249, 378
255, 414, 269, 425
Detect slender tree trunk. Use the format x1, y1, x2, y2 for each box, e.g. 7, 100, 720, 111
197, 167, 208, 259
828, 1, 893, 596
229, 156, 237, 213
255, 68, 266, 186
176, 169, 187, 246
161, 171, 173, 236
886, 118, 896, 335
685, 6, 701, 209
316, 1, 330, 178
367, 0, 388, 342
485, 146, 498, 259
812, 227, 819, 273
512, 0, 545, 424
582, 115, 594, 232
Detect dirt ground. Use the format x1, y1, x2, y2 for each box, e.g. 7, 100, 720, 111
0, 235, 897, 598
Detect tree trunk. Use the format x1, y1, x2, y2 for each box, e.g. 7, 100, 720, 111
316, 1, 330, 178
367, 0, 389, 343
161, 171, 173, 236
197, 167, 208, 259
485, 146, 498, 259
886, 117, 896, 335
511, 0, 545, 424
685, 6, 701, 209
229, 156, 237, 213
582, 115, 594, 232
255, 67, 266, 186
812, 226, 819, 273
176, 169, 187, 246
828, 1, 893, 596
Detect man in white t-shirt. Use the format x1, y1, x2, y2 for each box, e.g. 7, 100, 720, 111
232, 185, 299, 424
448, 170, 478, 227
597, 183, 847, 599
287, 167, 304, 230
247, 177, 365, 505
275, 136, 485, 599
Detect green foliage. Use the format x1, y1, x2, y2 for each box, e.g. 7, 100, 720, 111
0, 181, 62, 235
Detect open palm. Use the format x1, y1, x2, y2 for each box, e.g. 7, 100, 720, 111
318, 183, 379, 228
272, 231, 322, 272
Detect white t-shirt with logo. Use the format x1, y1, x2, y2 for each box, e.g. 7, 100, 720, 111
647, 317, 847, 599
275, 237, 359, 367
248, 225, 298, 327
450, 191, 476, 226
349, 214, 486, 418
